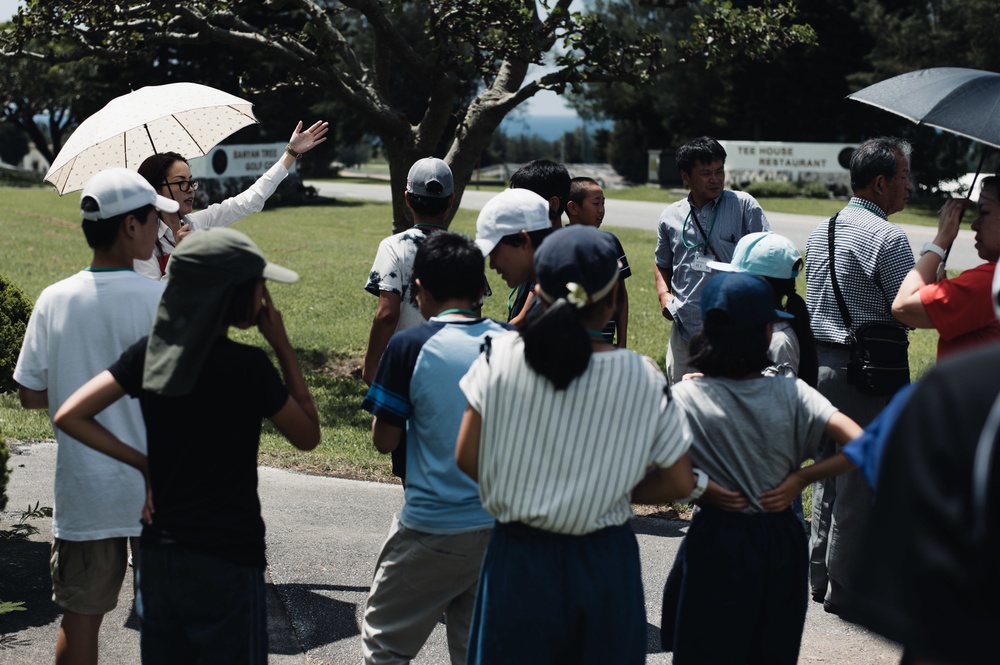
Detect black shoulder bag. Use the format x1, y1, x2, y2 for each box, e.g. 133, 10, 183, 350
827, 214, 910, 396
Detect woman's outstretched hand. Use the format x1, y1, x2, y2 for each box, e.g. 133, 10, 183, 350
287, 120, 329, 155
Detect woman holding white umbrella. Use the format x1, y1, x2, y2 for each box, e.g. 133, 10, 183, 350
135, 119, 328, 280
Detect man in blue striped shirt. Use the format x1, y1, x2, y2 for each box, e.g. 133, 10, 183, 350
361, 232, 510, 665
805, 136, 915, 615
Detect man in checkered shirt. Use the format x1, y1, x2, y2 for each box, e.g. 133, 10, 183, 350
804, 136, 915, 615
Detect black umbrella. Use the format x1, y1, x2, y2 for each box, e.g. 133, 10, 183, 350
848, 67, 1000, 269
847, 67, 1000, 150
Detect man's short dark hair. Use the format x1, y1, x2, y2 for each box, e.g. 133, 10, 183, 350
676, 137, 727, 174
413, 232, 484, 303
510, 160, 571, 218
568, 177, 600, 205
80, 200, 156, 252
405, 191, 451, 218
981, 175, 998, 198
497, 227, 553, 251
849, 137, 912, 191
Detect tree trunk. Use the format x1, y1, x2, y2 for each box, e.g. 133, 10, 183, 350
381, 137, 420, 234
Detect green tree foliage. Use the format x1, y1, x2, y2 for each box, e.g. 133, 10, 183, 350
606, 120, 653, 184
573, 0, 1000, 189
0, 120, 27, 165
1, 0, 814, 230
847, 0, 1000, 192
0, 48, 94, 164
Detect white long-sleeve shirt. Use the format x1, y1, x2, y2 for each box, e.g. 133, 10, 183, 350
134, 162, 289, 281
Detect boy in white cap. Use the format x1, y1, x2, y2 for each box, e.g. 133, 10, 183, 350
473, 188, 555, 325
54, 227, 319, 664
363, 157, 456, 481
13, 167, 178, 665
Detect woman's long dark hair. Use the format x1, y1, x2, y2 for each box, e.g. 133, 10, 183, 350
766, 275, 818, 387
522, 298, 603, 390
137, 152, 188, 192
688, 327, 772, 378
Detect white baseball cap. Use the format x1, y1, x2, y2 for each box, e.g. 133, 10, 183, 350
80, 168, 180, 222
474, 188, 551, 256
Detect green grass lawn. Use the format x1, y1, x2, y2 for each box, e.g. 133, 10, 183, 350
0, 186, 941, 494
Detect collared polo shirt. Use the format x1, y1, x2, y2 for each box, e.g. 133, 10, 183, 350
655, 190, 770, 340
805, 197, 914, 344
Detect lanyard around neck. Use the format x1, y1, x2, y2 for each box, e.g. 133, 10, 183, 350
507, 287, 519, 319
437, 308, 476, 317
681, 202, 721, 257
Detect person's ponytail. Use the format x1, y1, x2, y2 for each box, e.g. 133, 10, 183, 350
782, 291, 818, 387
768, 276, 818, 387
521, 299, 592, 389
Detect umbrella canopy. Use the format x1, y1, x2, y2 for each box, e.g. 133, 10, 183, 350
847, 67, 1000, 150
45, 82, 258, 195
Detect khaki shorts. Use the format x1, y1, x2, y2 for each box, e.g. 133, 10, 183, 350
50, 537, 138, 615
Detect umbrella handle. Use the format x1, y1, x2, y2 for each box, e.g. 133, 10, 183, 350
939, 147, 991, 281
144, 123, 179, 203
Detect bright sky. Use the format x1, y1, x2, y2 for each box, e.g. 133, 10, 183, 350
0, 0, 577, 116
0, 0, 19, 21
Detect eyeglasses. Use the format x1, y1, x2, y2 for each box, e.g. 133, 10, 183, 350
163, 179, 199, 192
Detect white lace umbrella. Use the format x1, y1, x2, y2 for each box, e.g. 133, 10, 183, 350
45, 82, 258, 195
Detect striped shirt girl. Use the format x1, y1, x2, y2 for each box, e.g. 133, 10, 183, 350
460, 331, 691, 535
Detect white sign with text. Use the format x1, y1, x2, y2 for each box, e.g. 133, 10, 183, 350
188, 143, 292, 179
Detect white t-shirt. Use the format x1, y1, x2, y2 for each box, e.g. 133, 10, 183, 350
460, 332, 691, 535
765, 321, 801, 378
364, 227, 428, 333
14, 270, 164, 539
135, 162, 289, 280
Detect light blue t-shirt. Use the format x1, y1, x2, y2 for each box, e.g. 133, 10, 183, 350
363, 315, 511, 533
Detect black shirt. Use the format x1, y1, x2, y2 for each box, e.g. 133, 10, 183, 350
110, 336, 288, 567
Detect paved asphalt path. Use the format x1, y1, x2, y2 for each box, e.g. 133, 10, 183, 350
309, 180, 982, 272
2, 441, 902, 663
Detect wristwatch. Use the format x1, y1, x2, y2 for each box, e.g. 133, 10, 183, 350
687, 468, 709, 502
919, 242, 947, 261
285, 144, 303, 160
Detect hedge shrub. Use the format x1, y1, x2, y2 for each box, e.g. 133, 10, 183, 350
742, 180, 800, 198
1, 274, 32, 513
742, 180, 832, 199
800, 182, 831, 199
0, 440, 8, 513
1, 274, 32, 394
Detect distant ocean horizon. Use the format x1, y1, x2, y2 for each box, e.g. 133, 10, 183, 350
500, 114, 613, 141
